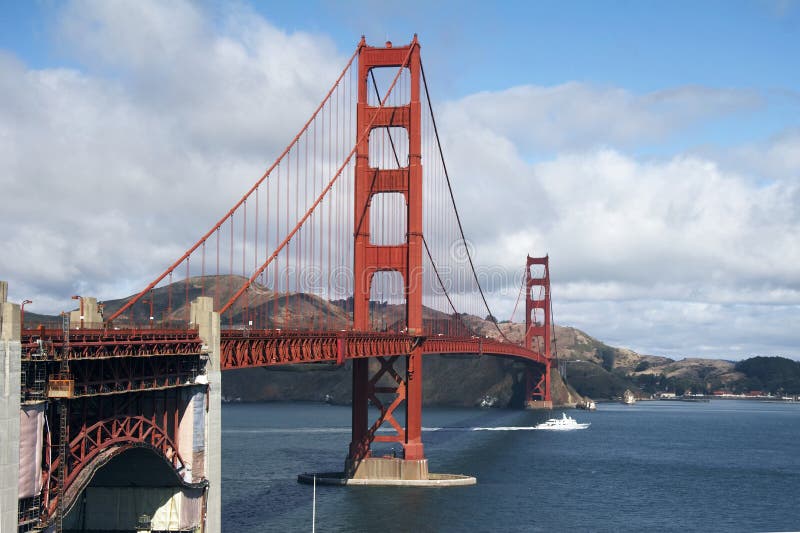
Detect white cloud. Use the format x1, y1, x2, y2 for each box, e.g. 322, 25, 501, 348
438, 93, 800, 357
0, 1, 346, 312
708, 129, 800, 184
1, 0, 797, 359
441, 82, 762, 153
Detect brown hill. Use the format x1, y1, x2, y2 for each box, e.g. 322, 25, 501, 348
23, 275, 744, 401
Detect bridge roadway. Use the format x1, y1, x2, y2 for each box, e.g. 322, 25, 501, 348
22, 327, 547, 371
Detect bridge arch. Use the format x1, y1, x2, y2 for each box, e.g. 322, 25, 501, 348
44, 413, 186, 515
41, 387, 207, 527
60, 445, 206, 531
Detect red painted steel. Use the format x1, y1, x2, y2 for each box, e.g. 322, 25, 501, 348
350, 36, 425, 465
525, 255, 553, 402
66, 356, 199, 397
22, 329, 203, 360
42, 391, 188, 520
22, 328, 547, 371
219, 330, 547, 368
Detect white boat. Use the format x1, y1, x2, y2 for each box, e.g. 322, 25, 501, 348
534, 413, 590, 431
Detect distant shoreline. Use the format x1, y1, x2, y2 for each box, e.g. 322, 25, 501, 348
636, 395, 800, 403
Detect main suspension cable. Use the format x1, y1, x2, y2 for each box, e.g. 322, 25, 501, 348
420, 60, 511, 342
422, 236, 480, 336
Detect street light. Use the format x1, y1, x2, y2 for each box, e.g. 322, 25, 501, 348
71, 295, 84, 329
142, 297, 154, 329
20, 300, 32, 330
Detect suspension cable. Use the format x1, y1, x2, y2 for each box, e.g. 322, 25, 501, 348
108, 45, 362, 323
422, 236, 479, 336
420, 59, 510, 342
220, 44, 416, 314
509, 263, 526, 324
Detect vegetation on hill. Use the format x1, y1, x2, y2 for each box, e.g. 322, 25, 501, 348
734, 356, 800, 394
22, 275, 797, 402
559, 361, 636, 399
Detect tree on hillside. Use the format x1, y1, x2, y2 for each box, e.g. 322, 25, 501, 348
599, 346, 616, 372
734, 356, 800, 394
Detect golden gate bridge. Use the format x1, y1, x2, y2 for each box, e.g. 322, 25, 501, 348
3, 36, 554, 532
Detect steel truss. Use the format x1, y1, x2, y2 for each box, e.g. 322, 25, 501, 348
21, 328, 204, 360
67, 355, 200, 397
42, 389, 188, 523
220, 330, 548, 368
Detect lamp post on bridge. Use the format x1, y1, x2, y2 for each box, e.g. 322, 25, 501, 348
21, 299, 32, 330
71, 295, 84, 329
142, 297, 154, 329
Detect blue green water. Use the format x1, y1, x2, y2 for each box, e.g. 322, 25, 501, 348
221, 400, 800, 532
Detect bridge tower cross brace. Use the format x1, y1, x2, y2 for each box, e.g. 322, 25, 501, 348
525, 255, 552, 404
349, 36, 425, 471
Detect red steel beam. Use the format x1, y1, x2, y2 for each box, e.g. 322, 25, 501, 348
43, 394, 187, 522
22, 327, 547, 368
21, 329, 203, 360
219, 331, 548, 369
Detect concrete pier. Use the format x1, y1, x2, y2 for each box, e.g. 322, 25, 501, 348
69, 296, 104, 329
0, 282, 21, 532
191, 297, 221, 533
299, 457, 476, 488
299, 457, 475, 487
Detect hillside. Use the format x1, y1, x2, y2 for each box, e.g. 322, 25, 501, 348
222, 355, 585, 408
22, 274, 788, 402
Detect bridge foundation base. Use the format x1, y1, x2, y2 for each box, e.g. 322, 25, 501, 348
526, 400, 553, 410
351, 457, 428, 480
298, 471, 476, 487
300, 457, 475, 487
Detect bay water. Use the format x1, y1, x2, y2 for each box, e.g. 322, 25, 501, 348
222, 400, 799, 532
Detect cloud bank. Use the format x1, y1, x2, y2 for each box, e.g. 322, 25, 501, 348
1, 0, 798, 359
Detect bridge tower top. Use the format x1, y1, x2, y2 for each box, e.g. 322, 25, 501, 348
353, 35, 422, 334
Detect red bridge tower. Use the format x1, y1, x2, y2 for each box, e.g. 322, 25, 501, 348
525, 255, 553, 408
348, 36, 427, 478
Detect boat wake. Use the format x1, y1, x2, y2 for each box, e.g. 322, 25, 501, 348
424, 426, 539, 432
224, 425, 577, 435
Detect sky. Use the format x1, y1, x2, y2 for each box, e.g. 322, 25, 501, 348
1, 0, 798, 360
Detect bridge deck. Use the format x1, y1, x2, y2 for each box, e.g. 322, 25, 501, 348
22, 328, 548, 368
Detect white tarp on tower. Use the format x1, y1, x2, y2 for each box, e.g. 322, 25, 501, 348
18, 403, 44, 498
178, 388, 206, 483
